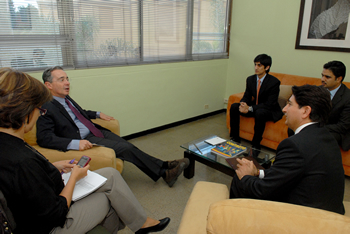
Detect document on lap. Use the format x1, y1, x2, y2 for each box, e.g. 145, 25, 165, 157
62, 170, 107, 201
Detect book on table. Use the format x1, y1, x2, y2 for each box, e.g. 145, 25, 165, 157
62, 170, 107, 201
211, 140, 247, 158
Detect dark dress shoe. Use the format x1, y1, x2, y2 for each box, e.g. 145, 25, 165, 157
135, 217, 170, 234
163, 162, 186, 187
168, 158, 190, 169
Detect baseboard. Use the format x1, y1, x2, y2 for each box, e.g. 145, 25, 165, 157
123, 109, 226, 140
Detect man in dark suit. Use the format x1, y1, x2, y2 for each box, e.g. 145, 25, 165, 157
36, 66, 189, 187
321, 61, 350, 151
230, 85, 345, 215
229, 54, 283, 152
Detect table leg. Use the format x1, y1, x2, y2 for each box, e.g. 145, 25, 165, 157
184, 151, 195, 179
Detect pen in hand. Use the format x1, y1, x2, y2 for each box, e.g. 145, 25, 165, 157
61, 158, 75, 175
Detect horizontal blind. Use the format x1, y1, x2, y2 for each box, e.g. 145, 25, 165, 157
192, 0, 229, 60
0, 0, 69, 70
70, 0, 141, 68
0, 0, 230, 71
142, 0, 189, 62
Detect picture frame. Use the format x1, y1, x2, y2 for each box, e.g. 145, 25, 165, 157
295, 0, 350, 52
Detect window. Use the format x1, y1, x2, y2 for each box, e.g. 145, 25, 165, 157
0, 0, 231, 70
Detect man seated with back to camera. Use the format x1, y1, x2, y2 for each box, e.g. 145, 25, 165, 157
36, 66, 189, 188
230, 85, 345, 215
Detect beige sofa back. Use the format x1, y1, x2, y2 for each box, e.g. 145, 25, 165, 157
23, 119, 123, 172
207, 199, 350, 234
178, 182, 350, 234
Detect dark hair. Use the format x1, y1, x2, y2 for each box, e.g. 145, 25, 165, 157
254, 54, 272, 73
323, 61, 346, 82
292, 85, 331, 126
42, 66, 64, 83
0, 68, 52, 129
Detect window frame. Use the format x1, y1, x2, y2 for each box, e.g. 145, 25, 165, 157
1, 0, 232, 71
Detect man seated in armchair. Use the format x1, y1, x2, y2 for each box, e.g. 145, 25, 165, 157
37, 66, 189, 187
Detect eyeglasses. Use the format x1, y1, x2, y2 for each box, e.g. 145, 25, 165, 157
37, 107, 47, 116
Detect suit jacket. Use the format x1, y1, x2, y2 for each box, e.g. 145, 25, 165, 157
237, 124, 345, 214
326, 83, 350, 151
36, 96, 109, 152
241, 73, 283, 122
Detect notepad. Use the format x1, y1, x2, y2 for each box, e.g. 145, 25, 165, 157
62, 170, 107, 201
204, 137, 227, 145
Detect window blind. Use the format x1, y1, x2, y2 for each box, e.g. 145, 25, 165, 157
0, 0, 231, 70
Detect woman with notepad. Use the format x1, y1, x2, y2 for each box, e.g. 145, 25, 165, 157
0, 68, 169, 234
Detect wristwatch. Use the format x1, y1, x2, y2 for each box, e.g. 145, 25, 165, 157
248, 106, 253, 112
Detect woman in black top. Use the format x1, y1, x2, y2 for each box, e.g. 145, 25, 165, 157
0, 68, 169, 233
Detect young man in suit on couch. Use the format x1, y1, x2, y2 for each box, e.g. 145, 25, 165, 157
229, 54, 283, 154
321, 60, 350, 151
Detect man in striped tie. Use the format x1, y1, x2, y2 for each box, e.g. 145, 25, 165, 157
37, 66, 189, 187
229, 54, 283, 156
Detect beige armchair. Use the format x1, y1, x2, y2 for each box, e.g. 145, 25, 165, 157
24, 119, 124, 172
178, 181, 350, 234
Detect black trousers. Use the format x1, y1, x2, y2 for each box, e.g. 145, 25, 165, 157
86, 130, 165, 182
229, 103, 274, 148
229, 174, 247, 199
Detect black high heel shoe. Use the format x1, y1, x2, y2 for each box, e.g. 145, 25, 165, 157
135, 217, 170, 234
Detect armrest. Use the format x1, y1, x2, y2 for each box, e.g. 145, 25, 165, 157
207, 199, 350, 233
178, 182, 229, 234
92, 119, 120, 136
25, 119, 122, 172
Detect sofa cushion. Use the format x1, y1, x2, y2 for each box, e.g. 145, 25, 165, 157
207, 199, 350, 234
278, 85, 293, 109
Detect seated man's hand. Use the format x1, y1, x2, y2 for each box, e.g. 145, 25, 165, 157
79, 140, 93, 151
239, 102, 249, 114
100, 112, 115, 121
235, 158, 257, 180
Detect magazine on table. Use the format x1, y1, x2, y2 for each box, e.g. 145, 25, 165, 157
211, 140, 247, 158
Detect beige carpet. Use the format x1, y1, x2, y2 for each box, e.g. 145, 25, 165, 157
118, 113, 350, 234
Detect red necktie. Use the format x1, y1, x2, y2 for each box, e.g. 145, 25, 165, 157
65, 99, 104, 138
256, 79, 261, 104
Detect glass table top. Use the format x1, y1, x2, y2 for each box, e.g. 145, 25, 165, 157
180, 134, 276, 169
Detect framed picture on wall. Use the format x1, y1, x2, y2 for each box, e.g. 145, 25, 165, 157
295, 0, 350, 52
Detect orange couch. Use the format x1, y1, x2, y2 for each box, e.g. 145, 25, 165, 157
226, 72, 350, 176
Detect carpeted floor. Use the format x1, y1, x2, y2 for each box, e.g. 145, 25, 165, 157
118, 112, 350, 234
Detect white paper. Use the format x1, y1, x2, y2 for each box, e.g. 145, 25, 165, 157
204, 137, 227, 145
62, 170, 107, 201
